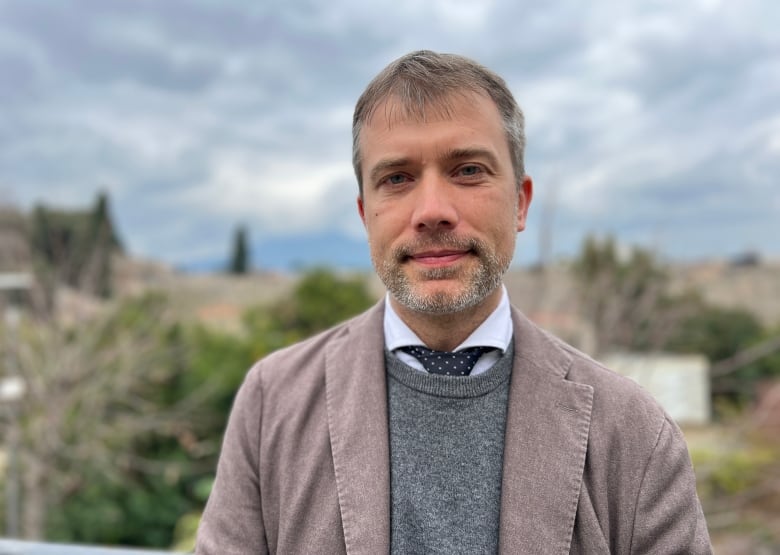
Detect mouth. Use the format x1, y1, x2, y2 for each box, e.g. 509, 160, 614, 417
405, 249, 472, 267
393, 233, 482, 269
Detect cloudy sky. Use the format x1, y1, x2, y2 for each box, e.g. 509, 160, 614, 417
1, 0, 778, 270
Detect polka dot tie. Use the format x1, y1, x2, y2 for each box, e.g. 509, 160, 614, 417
400, 345, 494, 376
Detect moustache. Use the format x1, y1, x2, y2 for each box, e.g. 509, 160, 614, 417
392, 233, 483, 261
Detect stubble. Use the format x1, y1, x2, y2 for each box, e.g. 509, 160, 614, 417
373, 232, 512, 314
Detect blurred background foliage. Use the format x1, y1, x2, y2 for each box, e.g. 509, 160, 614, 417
1, 267, 375, 549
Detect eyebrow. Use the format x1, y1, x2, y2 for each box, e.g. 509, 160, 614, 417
368, 147, 500, 185
368, 157, 412, 186
441, 147, 500, 169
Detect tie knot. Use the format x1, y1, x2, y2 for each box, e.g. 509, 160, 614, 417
400, 345, 493, 376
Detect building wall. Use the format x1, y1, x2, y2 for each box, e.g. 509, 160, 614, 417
602, 352, 711, 425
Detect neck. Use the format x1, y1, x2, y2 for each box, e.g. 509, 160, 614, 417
390, 287, 502, 351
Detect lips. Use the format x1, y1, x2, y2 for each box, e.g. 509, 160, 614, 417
393, 233, 480, 266
408, 249, 470, 266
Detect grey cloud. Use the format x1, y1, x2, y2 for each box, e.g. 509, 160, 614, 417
1, 0, 777, 268
4, 4, 161, 88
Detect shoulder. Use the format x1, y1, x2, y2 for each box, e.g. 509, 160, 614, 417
239, 300, 385, 401
510, 305, 669, 442
561, 338, 671, 448
535, 326, 712, 551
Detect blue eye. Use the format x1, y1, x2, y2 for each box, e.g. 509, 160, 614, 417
382, 173, 409, 186
459, 165, 482, 176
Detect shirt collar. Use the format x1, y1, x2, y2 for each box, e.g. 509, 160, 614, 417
383, 285, 512, 353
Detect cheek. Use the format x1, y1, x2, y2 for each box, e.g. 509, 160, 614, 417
487, 208, 520, 245
363, 215, 389, 246
366, 205, 406, 232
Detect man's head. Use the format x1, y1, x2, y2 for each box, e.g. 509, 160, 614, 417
354, 51, 532, 322
352, 50, 527, 196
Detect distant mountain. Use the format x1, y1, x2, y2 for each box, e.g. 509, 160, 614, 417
180, 231, 372, 272
257, 231, 372, 270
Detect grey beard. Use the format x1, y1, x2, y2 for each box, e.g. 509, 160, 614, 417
374, 234, 510, 315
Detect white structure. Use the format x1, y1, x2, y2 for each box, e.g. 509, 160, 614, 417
602, 353, 711, 425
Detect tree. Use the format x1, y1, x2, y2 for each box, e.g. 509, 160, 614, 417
27, 191, 123, 299
664, 304, 778, 403
227, 225, 250, 274
15, 268, 374, 547
82, 191, 119, 298
5, 293, 210, 543
570, 235, 691, 355
572, 236, 778, 409
243, 267, 375, 351
666, 305, 764, 364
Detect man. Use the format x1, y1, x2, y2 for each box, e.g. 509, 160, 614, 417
196, 51, 712, 554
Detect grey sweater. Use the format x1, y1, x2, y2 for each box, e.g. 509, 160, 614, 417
385, 343, 514, 555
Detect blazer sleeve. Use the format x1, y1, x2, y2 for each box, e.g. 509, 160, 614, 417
629, 416, 712, 555
195, 367, 268, 555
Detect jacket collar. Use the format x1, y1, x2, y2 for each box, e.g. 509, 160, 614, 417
325, 301, 390, 554
498, 307, 594, 554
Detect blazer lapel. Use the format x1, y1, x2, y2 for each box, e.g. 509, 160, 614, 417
499, 309, 594, 555
325, 301, 391, 555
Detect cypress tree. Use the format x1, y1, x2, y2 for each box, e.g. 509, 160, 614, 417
228, 225, 250, 274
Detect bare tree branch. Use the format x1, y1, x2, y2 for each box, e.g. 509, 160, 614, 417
711, 335, 780, 377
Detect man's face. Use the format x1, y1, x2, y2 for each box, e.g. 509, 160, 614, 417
357, 92, 532, 315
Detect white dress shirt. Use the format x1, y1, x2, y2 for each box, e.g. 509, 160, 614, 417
383, 286, 513, 376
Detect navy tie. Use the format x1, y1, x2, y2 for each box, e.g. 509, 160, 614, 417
400, 345, 493, 376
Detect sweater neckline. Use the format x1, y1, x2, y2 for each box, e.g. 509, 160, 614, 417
384, 341, 514, 399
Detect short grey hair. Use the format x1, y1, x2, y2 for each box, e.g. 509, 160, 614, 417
352, 50, 526, 195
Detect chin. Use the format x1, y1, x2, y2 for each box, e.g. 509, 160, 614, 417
395, 284, 488, 315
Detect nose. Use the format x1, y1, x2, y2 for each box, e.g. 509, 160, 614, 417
411, 175, 459, 232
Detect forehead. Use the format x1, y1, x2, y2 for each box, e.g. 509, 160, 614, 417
359, 92, 509, 170
364, 90, 501, 131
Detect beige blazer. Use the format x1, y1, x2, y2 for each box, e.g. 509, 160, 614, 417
196, 301, 711, 554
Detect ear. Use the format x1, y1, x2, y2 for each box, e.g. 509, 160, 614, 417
357, 195, 367, 227
516, 175, 533, 232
